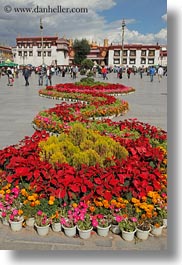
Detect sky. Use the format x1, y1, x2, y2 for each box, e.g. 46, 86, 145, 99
0, 0, 167, 47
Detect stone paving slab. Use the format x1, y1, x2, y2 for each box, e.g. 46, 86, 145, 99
0, 222, 167, 251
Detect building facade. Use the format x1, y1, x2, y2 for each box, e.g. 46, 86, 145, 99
12, 36, 167, 68
13, 36, 69, 66
0, 46, 13, 63
108, 43, 161, 68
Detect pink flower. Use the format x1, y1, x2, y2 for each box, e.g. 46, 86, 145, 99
1, 212, 7, 218
92, 219, 98, 227
130, 217, 138, 222
115, 215, 124, 222
12, 209, 18, 216
37, 210, 43, 216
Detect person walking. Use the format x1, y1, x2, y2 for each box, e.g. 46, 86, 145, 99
7, 67, 13, 86
149, 66, 155, 82
157, 66, 164, 82
23, 67, 31, 86
139, 66, 144, 79
101, 66, 108, 80
127, 68, 132, 79
118, 67, 123, 79
45, 66, 52, 86
38, 66, 45, 86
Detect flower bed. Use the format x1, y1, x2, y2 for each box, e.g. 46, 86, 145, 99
34, 83, 133, 133
0, 81, 167, 240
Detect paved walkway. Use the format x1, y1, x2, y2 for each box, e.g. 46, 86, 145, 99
0, 71, 167, 250
0, 71, 167, 149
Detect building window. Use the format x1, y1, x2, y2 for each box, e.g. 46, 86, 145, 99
129, 58, 136, 64
38, 43, 41, 48
44, 51, 46, 57
47, 51, 51, 57
18, 44, 22, 48
24, 44, 27, 48
141, 58, 146, 64
123, 58, 127, 65
44, 43, 47, 48
48, 43, 51, 48
24, 51, 27, 57
148, 50, 155, 56
141, 50, 146, 56
114, 50, 120, 56
29, 51, 33, 56
148, 58, 154, 64
113, 58, 120, 64
123, 50, 127, 56
30, 43, 33, 48
37, 51, 41, 57
18, 51, 22, 56
130, 50, 136, 56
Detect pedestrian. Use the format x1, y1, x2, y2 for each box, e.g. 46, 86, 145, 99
23, 67, 31, 86
38, 66, 44, 86
7, 67, 13, 86
139, 66, 144, 79
62, 67, 66, 77
157, 66, 164, 82
149, 66, 155, 82
45, 66, 52, 86
127, 68, 132, 79
118, 67, 123, 79
101, 66, 108, 80
72, 65, 78, 79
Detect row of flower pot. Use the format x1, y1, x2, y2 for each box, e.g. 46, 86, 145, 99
0, 216, 167, 242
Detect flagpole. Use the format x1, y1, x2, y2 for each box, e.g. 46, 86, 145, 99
40, 18, 44, 65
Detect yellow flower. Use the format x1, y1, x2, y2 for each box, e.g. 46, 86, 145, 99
72, 203, 78, 208
35, 200, 40, 206
6, 189, 11, 194
0, 190, 5, 195
48, 200, 54, 205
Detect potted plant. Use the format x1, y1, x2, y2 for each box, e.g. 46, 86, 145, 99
34, 210, 51, 236
51, 209, 62, 232
150, 215, 164, 236
77, 213, 93, 239
119, 217, 137, 241
94, 214, 111, 237
136, 219, 151, 240
61, 216, 77, 237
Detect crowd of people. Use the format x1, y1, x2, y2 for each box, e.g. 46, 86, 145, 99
0, 63, 167, 87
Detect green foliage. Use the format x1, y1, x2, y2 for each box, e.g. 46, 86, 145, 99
39, 123, 128, 169
87, 71, 94, 77
75, 77, 106, 87
73, 39, 90, 65
81, 59, 94, 70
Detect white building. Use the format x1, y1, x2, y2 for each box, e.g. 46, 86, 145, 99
108, 43, 161, 68
13, 36, 69, 67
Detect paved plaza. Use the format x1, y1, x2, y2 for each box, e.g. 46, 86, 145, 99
0, 71, 167, 250
0, 71, 167, 149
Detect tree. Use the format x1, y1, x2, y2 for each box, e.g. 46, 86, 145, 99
73, 39, 90, 65
81, 59, 94, 70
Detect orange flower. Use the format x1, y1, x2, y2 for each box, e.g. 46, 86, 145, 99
18, 209, 23, 215
72, 203, 78, 208
89, 206, 95, 213
30, 202, 35, 207
35, 200, 40, 206
48, 200, 54, 205
49, 195, 55, 201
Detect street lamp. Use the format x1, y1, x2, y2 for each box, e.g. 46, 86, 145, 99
40, 18, 44, 65
121, 19, 126, 67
